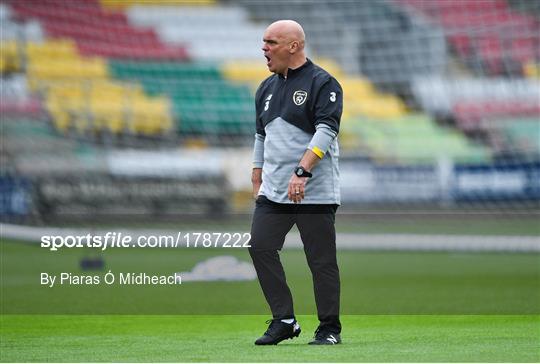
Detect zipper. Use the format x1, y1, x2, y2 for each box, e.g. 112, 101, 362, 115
278, 76, 287, 111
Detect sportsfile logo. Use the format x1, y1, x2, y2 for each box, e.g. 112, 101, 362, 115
40, 232, 131, 251
40, 232, 251, 251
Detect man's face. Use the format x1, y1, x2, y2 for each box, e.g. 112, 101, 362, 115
262, 27, 291, 75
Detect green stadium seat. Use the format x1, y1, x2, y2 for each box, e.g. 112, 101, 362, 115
109, 60, 255, 135
501, 118, 540, 155
341, 114, 491, 164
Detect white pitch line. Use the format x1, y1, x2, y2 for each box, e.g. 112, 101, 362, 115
286, 232, 540, 252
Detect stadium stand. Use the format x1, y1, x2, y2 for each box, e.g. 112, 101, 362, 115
125, 5, 263, 60
3, 0, 485, 152
0, 74, 43, 116
1, 0, 538, 220
412, 76, 540, 159
397, 0, 540, 76
24, 40, 172, 136
4, 0, 502, 155
2, 2, 175, 137
233, 0, 495, 163
341, 114, 491, 164
485, 117, 540, 158
9, 0, 189, 60
235, 0, 448, 89
411, 77, 540, 117
109, 60, 254, 135
398, 0, 539, 163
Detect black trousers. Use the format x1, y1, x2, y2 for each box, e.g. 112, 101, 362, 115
248, 196, 341, 333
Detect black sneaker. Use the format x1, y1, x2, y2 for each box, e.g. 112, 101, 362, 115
254, 319, 301, 345
308, 328, 341, 345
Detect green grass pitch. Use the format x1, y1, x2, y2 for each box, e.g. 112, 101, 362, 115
1, 315, 539, 362
1, 232, 539, 362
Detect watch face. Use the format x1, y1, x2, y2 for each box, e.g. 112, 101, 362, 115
297, 168, 304, 176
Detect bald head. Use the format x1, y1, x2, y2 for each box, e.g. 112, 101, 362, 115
266, 20, 305, 48
262, 20, 307, 76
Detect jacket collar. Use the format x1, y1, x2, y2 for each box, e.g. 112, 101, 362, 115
279, 58, 312, 79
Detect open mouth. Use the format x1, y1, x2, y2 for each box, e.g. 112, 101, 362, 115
264, 55, 271, 66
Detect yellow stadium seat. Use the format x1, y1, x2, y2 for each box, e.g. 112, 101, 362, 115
223, 59, 407, 121
46, 99, 70, 131
524, 61, 539, 79
91, 99, 125, 134
20, 39, 173, 136
340, 75, 407, 119
131, 97, 173, 135
27, 59, 108, 91
341, 77, 374, 97
313, 58, 344, 79
26, 40, 78, 59
0, 42, 22, 73
222, 61, 270, 85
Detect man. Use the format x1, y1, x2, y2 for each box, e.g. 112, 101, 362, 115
249, 20, 343, 346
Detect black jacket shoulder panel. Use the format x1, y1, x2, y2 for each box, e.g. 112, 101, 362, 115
255, 75, 277, 135
255, 60, 343, 136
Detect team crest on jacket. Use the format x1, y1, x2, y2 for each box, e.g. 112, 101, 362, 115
293, 90, 308, 106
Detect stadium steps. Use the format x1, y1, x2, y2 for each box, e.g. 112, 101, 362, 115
341, 114, 491, 164
486, 118, 540, 157
396, 0, 540, 76
2, 118, 82, 156
10, 0, 189, 61
7, 0, 258, 137
0, 5, 43, 74
236, 0, 447, 85
124, 4, 260, 61
16, 40, 173, 136
502, 118, 540, 155
120, 1, 409, 136
4, 0, 178, 137
109, 61, 254, 135
222, 59, 408, 120
453, 100, 540, 132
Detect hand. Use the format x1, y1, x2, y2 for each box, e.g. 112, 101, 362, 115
252, 168, 262, 199
252, 181, 262, 199
288, 174, 308, 203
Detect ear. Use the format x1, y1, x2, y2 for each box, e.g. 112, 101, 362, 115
289, 41, 298, 54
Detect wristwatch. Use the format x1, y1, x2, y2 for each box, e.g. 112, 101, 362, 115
294, 166, 312, 178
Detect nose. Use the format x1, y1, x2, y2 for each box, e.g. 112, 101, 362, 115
262, 43, 269, 52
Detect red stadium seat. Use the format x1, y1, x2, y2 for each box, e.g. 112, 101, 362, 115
9, 0, 189, 61
395, 0, 540, 76
453, 100, 540, 131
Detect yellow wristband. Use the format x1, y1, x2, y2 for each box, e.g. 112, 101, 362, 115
311, 146, 324, 159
